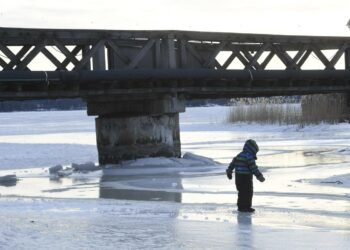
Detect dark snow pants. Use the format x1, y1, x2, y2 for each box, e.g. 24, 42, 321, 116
235, 174, 253, 209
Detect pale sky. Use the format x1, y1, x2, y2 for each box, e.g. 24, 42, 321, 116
0, 0, 350, 36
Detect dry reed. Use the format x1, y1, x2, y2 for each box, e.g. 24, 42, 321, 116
227, 94, 349, 125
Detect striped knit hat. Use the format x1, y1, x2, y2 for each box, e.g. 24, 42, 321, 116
243, 139, 259, 155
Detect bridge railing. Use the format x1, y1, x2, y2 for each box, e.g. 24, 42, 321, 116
1, 27, 350, 72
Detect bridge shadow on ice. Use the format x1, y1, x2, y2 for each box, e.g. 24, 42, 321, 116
99, 168, 183, 202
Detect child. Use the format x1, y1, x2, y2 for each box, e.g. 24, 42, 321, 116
226, 139, 265, 212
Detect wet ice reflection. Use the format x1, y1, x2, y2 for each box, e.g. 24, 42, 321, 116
99, 172, 183, 202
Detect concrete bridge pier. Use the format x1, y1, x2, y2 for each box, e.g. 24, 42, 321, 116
345, 49, 350, 120
347, 92, 350, 119
87, 97, 185, 164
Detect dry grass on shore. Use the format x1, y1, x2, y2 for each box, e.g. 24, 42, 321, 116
227, 94, 349, 125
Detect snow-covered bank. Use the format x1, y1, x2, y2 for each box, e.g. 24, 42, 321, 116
107, 152, 218, 168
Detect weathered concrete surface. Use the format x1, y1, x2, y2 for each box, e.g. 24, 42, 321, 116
347, 92, 350, 120
95, 113, 181, 164
88, 97, 184, 164
87, 97, 185, 116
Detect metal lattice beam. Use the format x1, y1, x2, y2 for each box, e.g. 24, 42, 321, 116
0, 28, 349, 72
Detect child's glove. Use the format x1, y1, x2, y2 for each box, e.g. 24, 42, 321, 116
257, 174, 265, 182
226, 169, 232, 180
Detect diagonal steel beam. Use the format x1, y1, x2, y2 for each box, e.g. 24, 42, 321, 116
0, 42, 18, 63
127, 39, 156, 69
185, 42, 206, 66
0, 44, 32, 70
106, 40, 131, 65
61, 46, 82, 68
4, 45, 31, 70
243, 43, 270, 70
310, 44, 332, 69
15, 43, 45, 70
292, 45, 307, 66
297, 49, 312, 68
241, 50, 257, 69
230, 47, 250, 68
222, 52, 236, 69
203, 41, 228, 69
328, 44, 348, 69
74, 40, 106, 70
260, 51, 275, 69
41, 48, 66, 70
272, 44, 298, 69
185, 42, 222, 69
54, 39, 80, 66
0, 57, 8, 69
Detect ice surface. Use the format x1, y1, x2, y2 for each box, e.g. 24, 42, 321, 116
0, 106, 350, 249
0, 197, 349, 250
307, 173, 350, 188
328, 147, 350, 155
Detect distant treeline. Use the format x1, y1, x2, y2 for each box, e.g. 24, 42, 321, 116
0, 99, 86, 112
0, 97, 302, 112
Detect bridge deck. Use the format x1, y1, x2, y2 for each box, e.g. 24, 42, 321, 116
0, 69, 350, 100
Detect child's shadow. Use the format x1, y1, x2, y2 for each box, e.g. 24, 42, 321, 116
237, 212, 252, 225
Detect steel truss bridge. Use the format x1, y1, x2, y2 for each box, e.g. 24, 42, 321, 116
1, 27, 350, 163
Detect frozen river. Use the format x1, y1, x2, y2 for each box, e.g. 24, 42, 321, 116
0, 106, 349, 249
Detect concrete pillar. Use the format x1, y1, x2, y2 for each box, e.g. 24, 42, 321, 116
346, 93, 350, 120
345, 48, 350, 120
87, 97, 185, 164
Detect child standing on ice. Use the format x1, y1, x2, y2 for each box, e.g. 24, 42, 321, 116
226, 139, 265, 212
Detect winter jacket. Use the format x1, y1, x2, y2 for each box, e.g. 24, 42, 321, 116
227, 139, 263, 178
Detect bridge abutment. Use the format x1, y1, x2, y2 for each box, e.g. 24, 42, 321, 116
87, 97, 185, 164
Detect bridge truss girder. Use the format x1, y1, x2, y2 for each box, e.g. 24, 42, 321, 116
1, 28, 350, 72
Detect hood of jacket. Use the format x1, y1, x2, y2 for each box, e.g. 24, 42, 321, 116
243, 139, 259, 157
